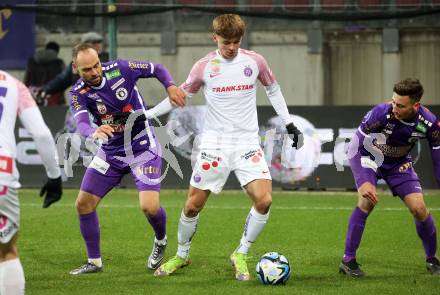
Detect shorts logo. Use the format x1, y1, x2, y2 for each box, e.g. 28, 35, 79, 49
193, 174, 202, 183
116, 87, 128, 100
89, 156, 110, 174
137, 166, 160, 175
105, 68, 121, 80
244, 66, 252, 77
399, 162, 413, 172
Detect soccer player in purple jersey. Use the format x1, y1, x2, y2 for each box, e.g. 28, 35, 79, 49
340, 78, 440, 277
67, 43, 186, 275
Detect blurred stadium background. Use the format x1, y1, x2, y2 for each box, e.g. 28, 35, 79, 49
0, 0, 439, 190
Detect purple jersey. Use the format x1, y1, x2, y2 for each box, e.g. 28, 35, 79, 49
349, 102, 440, 189
69, 59, 174, 156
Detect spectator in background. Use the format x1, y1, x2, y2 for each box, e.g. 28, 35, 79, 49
37, 32, 109, 105
24, 41, 65, 106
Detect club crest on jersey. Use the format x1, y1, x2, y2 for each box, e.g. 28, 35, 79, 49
210, 59, 221, 73
116, 87, 128, 100
96, 101, 107, 114
243, 65, 252, 77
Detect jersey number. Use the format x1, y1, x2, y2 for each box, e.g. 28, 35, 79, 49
0, 86, 7, 121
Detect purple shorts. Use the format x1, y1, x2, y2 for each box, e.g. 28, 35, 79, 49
80, 148, 162, 198
352, 160, 422, 199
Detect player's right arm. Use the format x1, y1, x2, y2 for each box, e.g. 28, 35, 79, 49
69, 90, 114, 142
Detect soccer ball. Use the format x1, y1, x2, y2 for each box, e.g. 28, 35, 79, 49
256, 252, 291, 285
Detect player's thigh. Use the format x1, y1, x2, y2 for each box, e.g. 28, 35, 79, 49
138, 191, 160, 215
80, 156, 125, 198
0, 186, 19, 253
184, 185, 210, 216
402, 192, 429, 221
383, 161, 422, 198
232, 147, 271, 188
190, 149, 230, 194
131, 151, 162, 193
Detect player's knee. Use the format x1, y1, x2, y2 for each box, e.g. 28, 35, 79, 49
184, 203, 202, 217
75, 197, 95, 214
410, 206, 429, 221
142, 205, 159, 217
254, 193, 272, 214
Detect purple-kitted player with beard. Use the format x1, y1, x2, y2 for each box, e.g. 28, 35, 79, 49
340, 78, 440, 277
67, 43, 186, 275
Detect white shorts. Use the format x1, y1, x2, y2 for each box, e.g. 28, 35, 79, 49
0, 186, 19, 244
190, 146, 271, 194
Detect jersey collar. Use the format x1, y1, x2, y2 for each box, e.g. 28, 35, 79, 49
90, 77, 107, 90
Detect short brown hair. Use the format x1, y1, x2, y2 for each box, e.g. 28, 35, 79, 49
212, 14, 245, 39
393, 78, 424, 103
72, 43, 97, 62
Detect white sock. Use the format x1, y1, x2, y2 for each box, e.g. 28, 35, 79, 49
236, 207, 269, 254
155, 235, 167, 246
176, 211, 199, 258
88, 258, 102, 268
0, 258, 25, 295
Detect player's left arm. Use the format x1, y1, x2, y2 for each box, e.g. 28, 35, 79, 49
427, 120, 440, 186
17, 80, 62, 208
256, 54, 303, 149
122, 59, 186, 106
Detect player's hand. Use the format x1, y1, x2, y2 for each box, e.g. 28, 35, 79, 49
167, 85, 186, 107
35, 89, 48, 106
40, 176, 63, 208
286, 123, 304, 149
358, 182, 378, 205
92, 125, 114, 142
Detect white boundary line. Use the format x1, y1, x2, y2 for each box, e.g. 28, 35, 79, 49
18, 203, 440, 211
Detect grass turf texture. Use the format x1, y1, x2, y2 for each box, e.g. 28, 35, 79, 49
18, 189, 440, 294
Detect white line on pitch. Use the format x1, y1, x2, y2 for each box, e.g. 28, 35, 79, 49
18, 203, 440, 211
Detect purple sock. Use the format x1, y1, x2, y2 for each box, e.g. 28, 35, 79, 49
79, 211, 101, 259
415, 214, 437, 259
147, 207, 167, 240
343, 207, 369, 260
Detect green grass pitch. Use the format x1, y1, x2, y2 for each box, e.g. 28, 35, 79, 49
18, 189, 440, 294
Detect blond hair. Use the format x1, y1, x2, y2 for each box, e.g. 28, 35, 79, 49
212, 14, 245, 39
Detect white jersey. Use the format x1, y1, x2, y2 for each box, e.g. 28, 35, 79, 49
181, 48, 278, 148
0, 70, 60, 188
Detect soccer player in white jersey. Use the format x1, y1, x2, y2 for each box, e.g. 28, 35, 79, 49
0, 70, 62, 294
151, 14, 303, 281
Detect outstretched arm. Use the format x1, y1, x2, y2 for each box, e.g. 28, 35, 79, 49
265, 83, 303, 149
